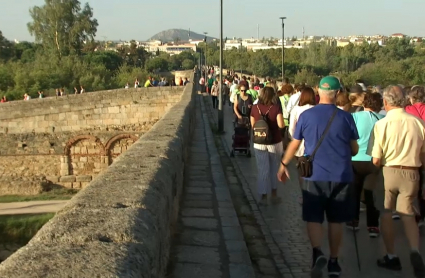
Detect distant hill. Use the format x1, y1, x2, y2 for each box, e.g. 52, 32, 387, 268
148, 29, 216, 42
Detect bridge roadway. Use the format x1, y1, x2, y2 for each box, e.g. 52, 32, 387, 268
205, 94, 425, 278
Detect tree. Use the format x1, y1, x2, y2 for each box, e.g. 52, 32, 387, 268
145, 57, 168, 72
27, 0, 98, 59
182, 59, 195, 70
0, 30, 13, 61
294, 68, 320, 85
250, 52, 275, 77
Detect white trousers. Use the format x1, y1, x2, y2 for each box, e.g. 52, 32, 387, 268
254, 142, 283, 195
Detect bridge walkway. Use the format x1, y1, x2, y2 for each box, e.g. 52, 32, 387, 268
167, 94, 255, 278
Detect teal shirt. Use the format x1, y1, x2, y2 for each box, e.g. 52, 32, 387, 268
352, 111, 385, 161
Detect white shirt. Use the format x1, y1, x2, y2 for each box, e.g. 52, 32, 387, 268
229, 84, 238, 103
286, 92, 301, 114
289, 104, 314, 157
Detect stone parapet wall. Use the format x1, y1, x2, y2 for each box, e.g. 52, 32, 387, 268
0, 87, 183, 134
0, 74, 196, 277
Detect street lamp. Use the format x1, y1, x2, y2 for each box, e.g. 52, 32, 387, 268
280, 17, 287, 82
204, 32, 208, 82
218, 0, 224, 132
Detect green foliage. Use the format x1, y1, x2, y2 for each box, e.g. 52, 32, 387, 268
28, 0, 98, 58
145, 57, 169, 72
0, 213, 54, 245
182, 59, 195, 70
0, 188, 78, 203
250, 52, 275, 77
294, 68, 321, 85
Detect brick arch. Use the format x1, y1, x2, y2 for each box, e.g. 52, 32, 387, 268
64, 135, 105, 156
105, 134, 138, 165
104, 134, 138, 152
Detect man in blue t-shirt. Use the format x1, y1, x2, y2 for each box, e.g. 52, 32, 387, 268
277, 76, 359, 278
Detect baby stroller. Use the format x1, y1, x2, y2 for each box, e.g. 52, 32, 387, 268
230, 117, 251, 157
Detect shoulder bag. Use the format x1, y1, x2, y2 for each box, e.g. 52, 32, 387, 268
297, 108, 338, 178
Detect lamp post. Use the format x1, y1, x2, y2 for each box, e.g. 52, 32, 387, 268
204, 32, 208, 82
218, 0, 224, 132
279, 17, 286, 82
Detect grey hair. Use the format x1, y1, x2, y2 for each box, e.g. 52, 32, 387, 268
318, 88, 337, 99
409, 86, 425, 104
382, 85, 406, 107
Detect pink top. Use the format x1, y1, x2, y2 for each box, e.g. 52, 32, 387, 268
405, 103, 425, 121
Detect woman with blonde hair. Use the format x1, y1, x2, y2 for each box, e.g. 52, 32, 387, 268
348, 85, 365, 113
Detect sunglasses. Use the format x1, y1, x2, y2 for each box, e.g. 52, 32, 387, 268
240, 90, 246, 92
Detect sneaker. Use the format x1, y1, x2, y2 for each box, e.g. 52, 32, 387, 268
368, 227, 380, 238
416, 215, 425, 228
346, 220, 360, 231
410, 251, 425, 277
328, 258, 342, 277
392, 212, 400, 220
311, 249, 327, 277
377, 255, 402, 271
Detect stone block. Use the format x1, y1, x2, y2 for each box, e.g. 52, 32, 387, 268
46, 176, 60, 183
62, 182, 73, 189
170, 263, 222, 278
181, 208, 214, 217
108, 107, 120, 114
72, 182, 81, 189
60, 170, 69, 176
176, 246, 220, 265
81, 182, 90, 189
229, 264, 255, 278
182, 217, 218, 230
180, 230, 220, 247
60, 175, 76, 183
76, 175, 92, 182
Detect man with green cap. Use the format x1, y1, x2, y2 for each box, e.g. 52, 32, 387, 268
277, 76, 359, 277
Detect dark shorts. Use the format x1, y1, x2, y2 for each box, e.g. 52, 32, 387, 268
302, 180, 355, 223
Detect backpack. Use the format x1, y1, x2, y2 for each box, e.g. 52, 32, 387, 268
253, 105, 273, 145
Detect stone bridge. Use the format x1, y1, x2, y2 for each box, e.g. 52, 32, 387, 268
0, 86, 183, 195
0, 74, 196, 277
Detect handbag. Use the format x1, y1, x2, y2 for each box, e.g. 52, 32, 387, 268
297, 108, 338, 178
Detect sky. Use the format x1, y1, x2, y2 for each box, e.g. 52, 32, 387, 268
1, 0, 424, 42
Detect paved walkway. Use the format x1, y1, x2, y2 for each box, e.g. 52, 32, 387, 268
205, 95, 425, 278
167, 95, 255, 278
0, 200, 67, 215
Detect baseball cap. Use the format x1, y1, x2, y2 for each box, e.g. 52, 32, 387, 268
319, 76, 341, 91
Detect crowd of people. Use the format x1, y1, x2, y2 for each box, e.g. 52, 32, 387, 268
128, 76, 190, 89
1, 74, 193, 103
202, 69, 425, 278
